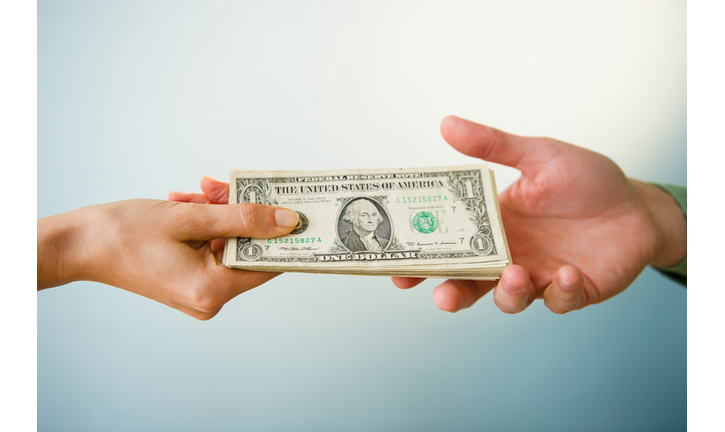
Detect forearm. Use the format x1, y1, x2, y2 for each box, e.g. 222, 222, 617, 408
37, 208, 94, 289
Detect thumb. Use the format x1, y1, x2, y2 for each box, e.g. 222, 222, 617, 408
441, 115, 538, 172
175, 203, 299, 241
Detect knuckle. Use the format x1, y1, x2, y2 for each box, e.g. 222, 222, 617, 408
494, 296, 521, 315
236, 204, 265, 234
460, 297, 477, 311
582, 287, 599, 307
191, 312, 215, 321
482, 127, 503, 161
560, 288, 580, 302
545, 296, 577, 315
184, 283, 225, 314
196, 299, 222, 314
171, 203, 210, 236
547, 303, 570, 315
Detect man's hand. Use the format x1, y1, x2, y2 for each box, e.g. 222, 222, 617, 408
393, 116, 687, 314
38, 199, 299, 320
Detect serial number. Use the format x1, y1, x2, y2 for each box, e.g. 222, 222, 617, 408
267, 237, 322, 244
396, 195, 448, 204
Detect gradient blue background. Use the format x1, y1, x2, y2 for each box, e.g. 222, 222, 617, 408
37, 1, 686, 431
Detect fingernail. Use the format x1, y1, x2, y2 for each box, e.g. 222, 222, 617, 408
559, 276, 577, 291
275, 209, 299, 228
203, 175, 220, 181
501, 276, 521, 294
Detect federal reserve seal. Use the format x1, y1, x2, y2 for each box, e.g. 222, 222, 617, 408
290, 211, 309, 235
412, 211, 439, 234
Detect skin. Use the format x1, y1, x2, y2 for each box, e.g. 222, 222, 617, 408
38, 199, 299, 320
174, 116, 686, 315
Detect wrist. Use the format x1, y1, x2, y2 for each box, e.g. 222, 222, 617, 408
635, 180, 687, 268
37, 206, 98, 289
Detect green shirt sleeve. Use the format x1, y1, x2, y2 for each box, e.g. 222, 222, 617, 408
650, 183, 687, 287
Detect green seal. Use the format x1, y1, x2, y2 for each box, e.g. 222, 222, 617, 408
412, 211, 439, 234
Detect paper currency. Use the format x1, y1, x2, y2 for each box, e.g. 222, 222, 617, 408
223, 164, 511, 280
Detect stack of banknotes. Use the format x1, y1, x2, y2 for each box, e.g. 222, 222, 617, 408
223, 164, 511, 280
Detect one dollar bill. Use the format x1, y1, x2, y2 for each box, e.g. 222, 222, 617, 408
223, 164, 511, 280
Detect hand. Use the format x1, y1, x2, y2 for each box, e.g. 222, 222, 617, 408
393, 116, 687, 314
37, 199, 299, 320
